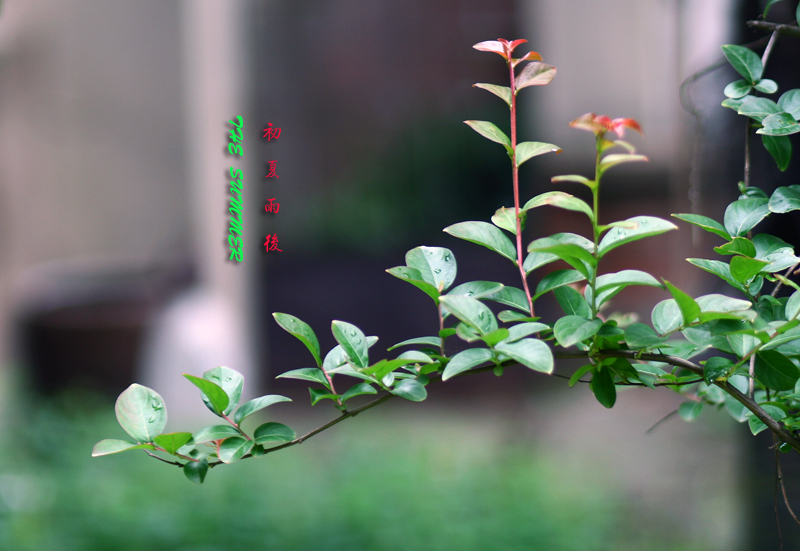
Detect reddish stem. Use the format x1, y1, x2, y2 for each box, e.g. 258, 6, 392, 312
508, 60, 535, 317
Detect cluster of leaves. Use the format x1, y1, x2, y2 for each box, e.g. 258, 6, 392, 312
96, 14, 800, 482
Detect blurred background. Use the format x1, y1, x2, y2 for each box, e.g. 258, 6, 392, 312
0, 0, 799, 549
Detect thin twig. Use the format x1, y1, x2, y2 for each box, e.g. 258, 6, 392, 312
777, 449, 800, 526
771, 261, 800, 297
646, 409, 678, 434
747, 20, 800, 39
775, 440, 784, 550
145, 450, 183, 467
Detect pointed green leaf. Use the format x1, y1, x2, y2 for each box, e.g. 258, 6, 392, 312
309, 388, 340, 406
727, 332, 758, 358
724, 198, 770, 237
730, 255, 770, 283
388, 336, 442, 351
597, 216, 677, 258
495, 338, 553, 373
553, 285, 591, 318
524, 233, 594, 273
254, 422, 296, 444
234, 394, 292, 425
491, 206, 522, 235
723, 79, 752, 98
272, 313, 322, 367
786, 291, 800, 320
503, 322, 549, 343
778, 89, 800, 120
405, 246, 457, 292
595, 270, 662, 293
515, 141, 561, 167
183, 375, 229, 416
444, 221, 517, 264
714, 237, 756, 257
218, 436, 253, 464
340, 383, 377, 402
678, 401, 703, 422
672, 213, 731, 240
202, 366, 244, 416
473, 83, 512, 108
662, 280, 700, 325
392, 379, 427, 401
598, 153, 648, 172
533, 269, 586, 300
464, 120, 511, 148
484, 286, 530, 312
515, 62, 556, 91
738, 96, 780, 122
551, 174, 594, 188
447, 281, 504, 300
528, 244, 595, 279
721, 44, 763, 83
553, 315, 603, 347
442, 348, 493, 380
590, 368, 616, 408
624, 323, 668, 350
528, 191, 593, 221
332, 320, 369, 369
183, 459, 208, 484
754, 350, 800, 391
114, 384, 167, 443
386, 266, 440, 304
769, 185, 800, 213
153, 432, 193, 455
686, 258, 743, 290
276, 368, 330, 388
722, 97, 746, 112
193, 425, 241, 444
481, 328, 510, 347
92, 439, 156, 457
439, 295, 498, 335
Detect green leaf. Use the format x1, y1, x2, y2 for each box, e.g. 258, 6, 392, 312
405, 246, 457, 292
153, 432, 193, 455
714, 237, 756, 257
778, 89, 800, 120
444, 221, 517, 264
652, 298, 683, 334
524, 233, 594, 273
386, 266, 440, 304
272, 313, 322, 367
686, 259, 743, 290
439, 295, 498, 335
671, 213, 731, 240
749, 405, 786, 435
730, 255, 770, 283
340, 383, 377, 402
597, 216, 677, 258
703, 357, 734, 384
754, 351, 800, 391
786, 290, 800, 320
754, 79, 778, 94
447, 281, 504, 301
515, 62, 556, 91
738, 96, 781, 122
551, 174, 594, 188
481, 328, 510, 347
498, 310, 536, 323
758, 112, 800, 136
332, 320, 369, 369
624, 323, 668, 350
696, 294, 753, 317
183, 375, 229, 416
183, 459, 208, 484
392, 379, 427, 401
590, 368, 616, 408
553, 315, 603, 348
515, 141, 561, 167
678, 401, 703, 422
598, 153, 648, 172
218, 436, 253, 464
569, 364, 594, 386
193, 425, 241, 444
442, 348, 493, 380
464, 120, 511, 148
727, 332, 758, 357
276, 368, 330, 388
473, 83, 511, 108
721, 44, 763, 83
491, 206, 522, 235
309, 388, 340, 406
662, 280, 700, 325
202, 366, 244, 416
91, 439, 156, 457
533, 269, 586, 300
536, 192, 594, 220
494, 338, 554, 373
114, 384, 167, 443
553, 285, 591, 318
234, 395, 292, 425
723, 80, 752, 99
388, 336, 442, 351
724, 198, 770, 237
528, 244, 595, 279
595, 270, 662, 293
484, 286, 530, 312
254, 422, 296, 444
763, 0, 784, 17
503, 322, 549, 342
769, 185, 800, 213
722, 97, 746, 112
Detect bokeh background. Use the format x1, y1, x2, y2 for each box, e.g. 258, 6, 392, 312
0, 0, 799, 549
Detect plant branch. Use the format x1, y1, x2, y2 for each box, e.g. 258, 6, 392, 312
747, 20, 800, 39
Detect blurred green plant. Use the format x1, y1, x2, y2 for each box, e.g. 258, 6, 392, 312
94, 7, 800, 533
